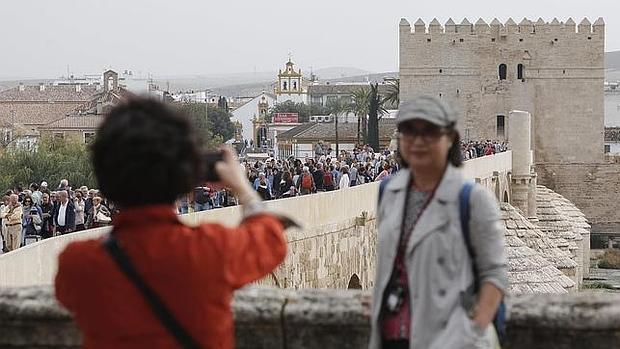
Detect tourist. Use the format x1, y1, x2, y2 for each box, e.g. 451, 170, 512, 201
86, 196, 111, 228
339, 165, 350, 190
312, 163, 325, 192
298, 166, 315, 195
30, 183, 42, 206
375, 163, 391, 182
40, 193, 55, 239
192, 185, 211, 212
2, 194, 23, 252
55, 97, 293, 348
21, 195, 41, 245
0, 195, 7, 252
369, 96, 507, 349
256, 179, 272, 200
53, 190, 75, 235
349, 163, 359, 186
74, 191, 86, 231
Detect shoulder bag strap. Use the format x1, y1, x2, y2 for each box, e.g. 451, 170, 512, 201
103, 234, 201, 349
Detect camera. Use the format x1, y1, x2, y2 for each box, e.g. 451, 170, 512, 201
203, 151, 225, 182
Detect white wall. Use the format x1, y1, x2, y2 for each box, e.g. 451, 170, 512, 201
231, 94, 276, 141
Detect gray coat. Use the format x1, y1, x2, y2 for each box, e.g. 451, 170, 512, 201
369, 165, 508, 349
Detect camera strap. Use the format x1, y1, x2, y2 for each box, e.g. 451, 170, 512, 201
102, 233, 201, 349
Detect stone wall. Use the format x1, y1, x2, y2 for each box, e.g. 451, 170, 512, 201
1, 286, 620, 349
537, 162, 620, 232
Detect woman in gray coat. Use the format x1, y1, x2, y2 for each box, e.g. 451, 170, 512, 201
369, 96, 508, 349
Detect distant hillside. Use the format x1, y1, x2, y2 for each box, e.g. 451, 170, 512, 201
606, 51, 620, 71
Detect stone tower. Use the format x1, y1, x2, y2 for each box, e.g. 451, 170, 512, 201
399, 17, 605, 164
103, 70, 119, 93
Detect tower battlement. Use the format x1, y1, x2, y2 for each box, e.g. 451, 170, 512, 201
401, 17, 605, 37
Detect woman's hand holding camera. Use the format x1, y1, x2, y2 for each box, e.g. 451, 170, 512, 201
215, 147, 260, 205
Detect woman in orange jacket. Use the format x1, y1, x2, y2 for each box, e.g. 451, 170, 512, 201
55, 98, 292, 349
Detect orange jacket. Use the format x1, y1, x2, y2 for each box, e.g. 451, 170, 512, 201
55, 205, 287, 349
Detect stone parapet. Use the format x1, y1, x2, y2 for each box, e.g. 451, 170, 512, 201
2, 286, 620, 349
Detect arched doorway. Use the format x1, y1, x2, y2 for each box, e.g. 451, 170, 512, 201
347, 274, 362, 289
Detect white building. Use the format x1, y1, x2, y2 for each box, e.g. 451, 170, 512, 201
231, 92, 276, 142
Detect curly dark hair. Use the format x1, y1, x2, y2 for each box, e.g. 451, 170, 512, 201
91, 98, 202, 207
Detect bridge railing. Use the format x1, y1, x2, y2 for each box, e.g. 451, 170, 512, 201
1, 285, 619, 349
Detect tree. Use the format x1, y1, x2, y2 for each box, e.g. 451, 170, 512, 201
349, 88, 370, 145
208, 106, 236, 142
0, 137, 96, 192
383, 78, 399, 108
327, 98, 349, 155
175, 102, 235, 148
367, 83, 387, 151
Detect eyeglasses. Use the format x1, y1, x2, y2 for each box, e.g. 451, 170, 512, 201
398, 125, 449, 143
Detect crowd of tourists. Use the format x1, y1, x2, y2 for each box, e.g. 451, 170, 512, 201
185, 140, 508, 213
0, 180, 112, 253
461, 140, 508, 160
0, 139, 508, 253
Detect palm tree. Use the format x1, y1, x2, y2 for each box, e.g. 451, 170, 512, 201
368, 83, 387, 151
327, 98, 348, 155
383, 78, 399, 108
349, 88, 370, 145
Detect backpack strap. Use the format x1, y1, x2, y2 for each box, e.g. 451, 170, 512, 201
103, 234, 201, 349
378, 176, 392, 203
459, 181, 479, 291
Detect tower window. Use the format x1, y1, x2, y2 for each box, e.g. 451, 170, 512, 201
283, 81, 287, 90
459, 38, 464, 42
519, 38, 523, 42
491, 38, 496, 42
427, 38, 431, 42
439, 69, 443, 73
293, 81, 297, 90
497, 115, 505, 138
498, 64, 507, 80
517, 64, 525, 80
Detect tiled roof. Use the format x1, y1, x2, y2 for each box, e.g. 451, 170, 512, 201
0, 84, 101, 126
0, 85, 98, 102
277, 118, 397, 141
40, 116, 103, 130
75, 87, 134, 115
0, 102, 80, 126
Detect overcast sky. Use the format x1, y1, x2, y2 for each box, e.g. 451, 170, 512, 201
1, 0, 619, 79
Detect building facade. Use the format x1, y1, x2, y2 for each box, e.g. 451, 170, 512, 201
399, 17, 605, 164
274, 60, 307, 104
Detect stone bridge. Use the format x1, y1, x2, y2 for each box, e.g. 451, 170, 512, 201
0, 151, 512, 289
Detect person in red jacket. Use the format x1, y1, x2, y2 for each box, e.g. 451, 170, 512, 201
55, 98, 293, 349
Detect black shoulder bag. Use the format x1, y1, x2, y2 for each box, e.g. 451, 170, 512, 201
102, 234, 201, 349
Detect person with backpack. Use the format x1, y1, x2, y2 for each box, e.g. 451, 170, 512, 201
323, 165, 335, 191
369, 96, 507, 349
297, 166, 315, 195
